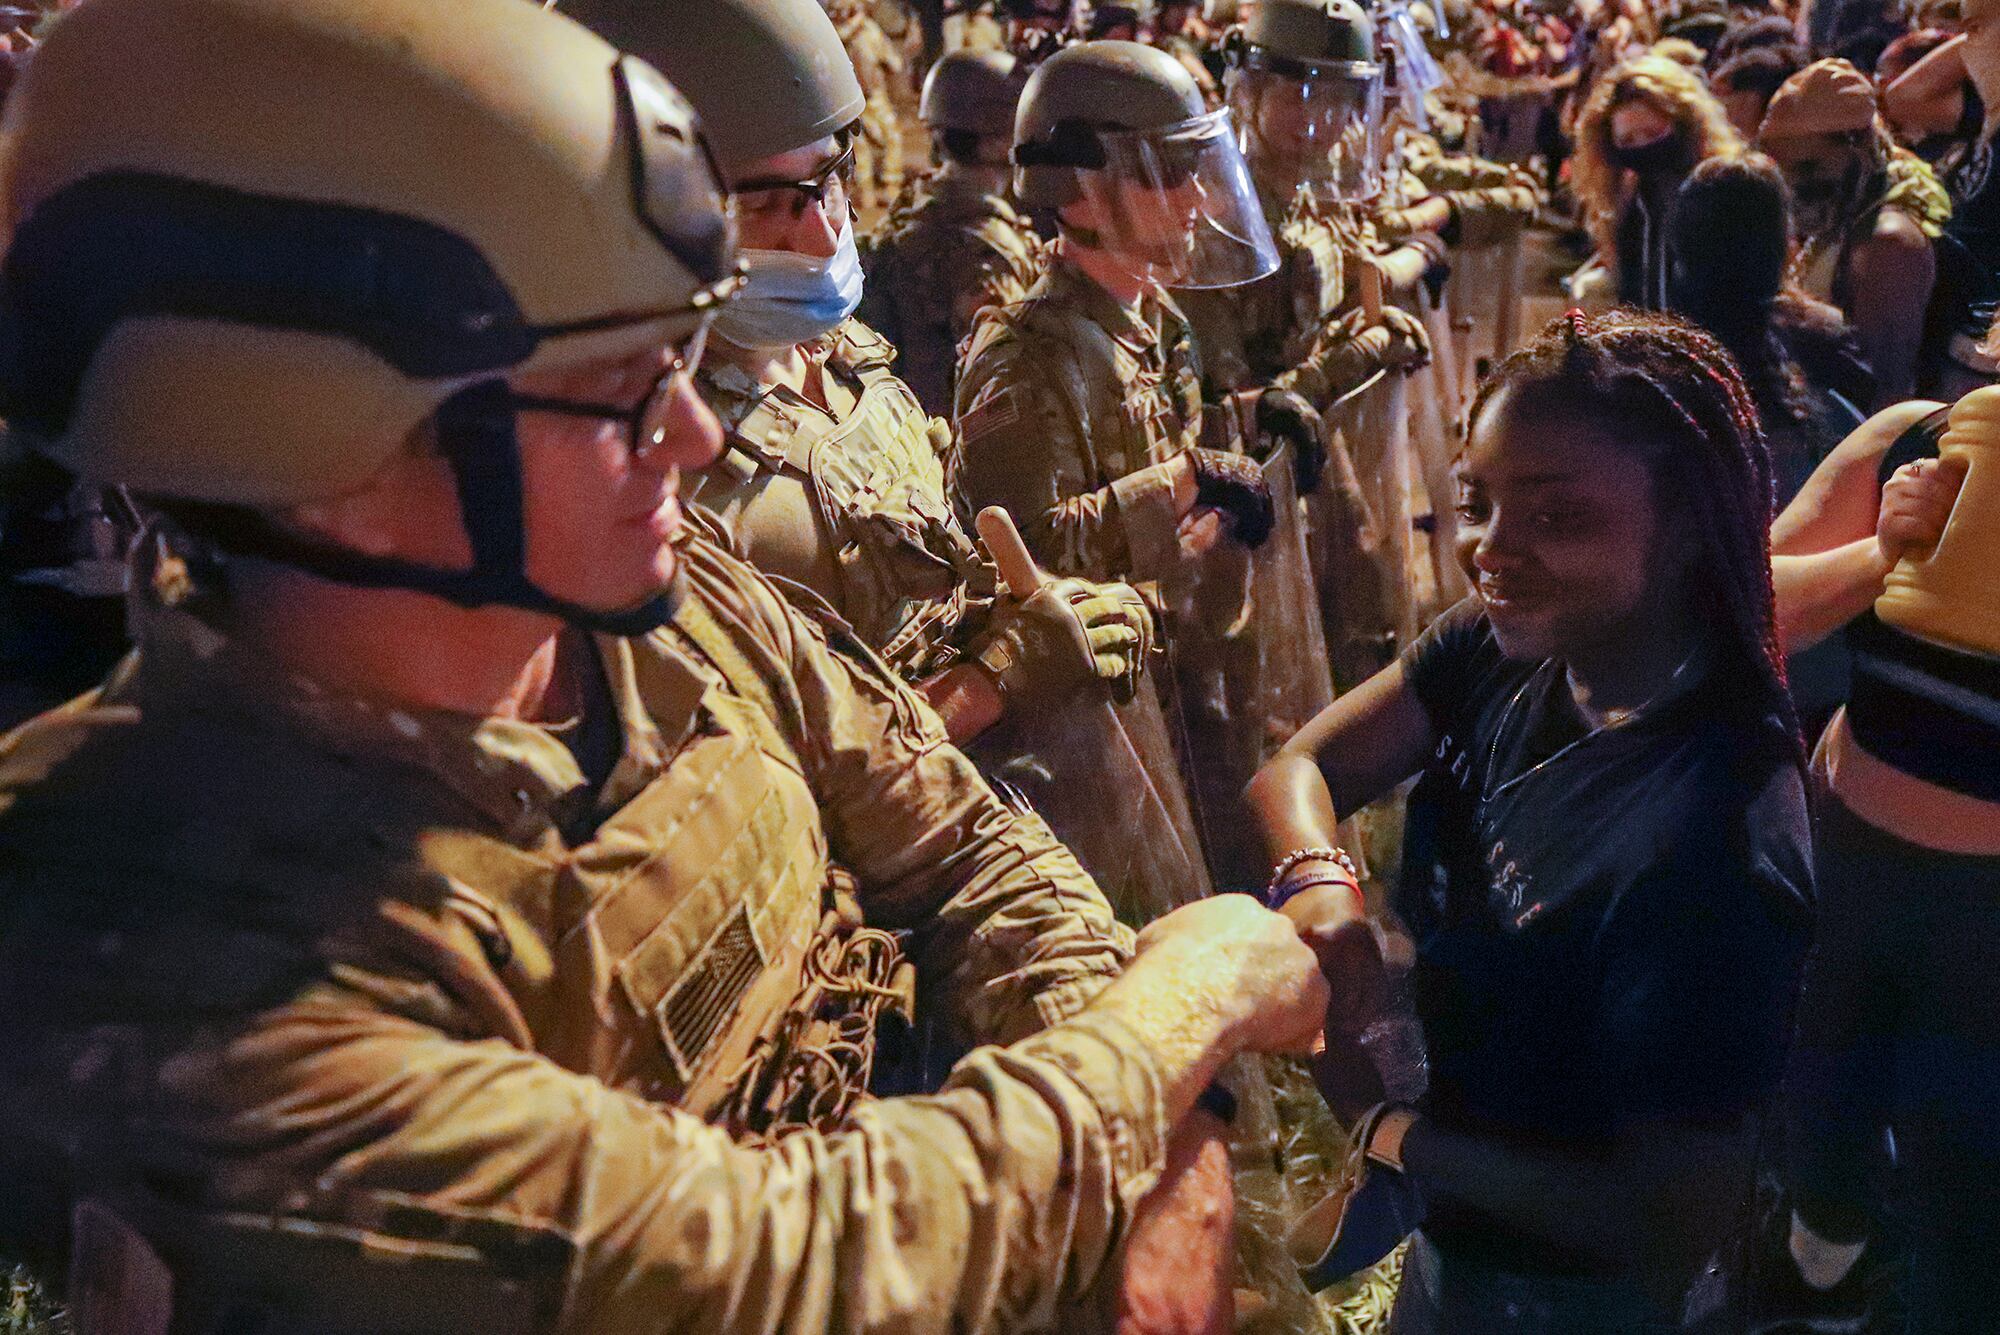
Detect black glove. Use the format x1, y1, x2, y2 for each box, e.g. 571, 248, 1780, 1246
1255, 388, 1329, 496
1188, 447, 1275, 550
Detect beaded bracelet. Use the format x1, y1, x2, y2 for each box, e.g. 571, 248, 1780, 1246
1264, 846, 1360, 908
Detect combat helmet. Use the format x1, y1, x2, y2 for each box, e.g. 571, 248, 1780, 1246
921, 48, 1030, 140
1227, 0, 1386, 202
560, 0, 866, 174
1013, 39, 1278, 285
0, 0, 738, 631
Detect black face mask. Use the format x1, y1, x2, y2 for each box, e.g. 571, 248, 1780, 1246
1609, 134, 1694, 178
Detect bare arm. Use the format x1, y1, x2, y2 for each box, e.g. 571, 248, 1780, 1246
1247, 661, 1437, 865
1884, 34, 1970, 140
1769, 399, 1943, 554
1773, 540, 1894, 653
919, 664, 1006, 742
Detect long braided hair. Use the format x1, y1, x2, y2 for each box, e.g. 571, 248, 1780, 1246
1467, 307, 1805, 772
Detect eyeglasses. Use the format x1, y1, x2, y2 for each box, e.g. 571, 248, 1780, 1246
731, 145, 856, 222
505, 315, 712, 457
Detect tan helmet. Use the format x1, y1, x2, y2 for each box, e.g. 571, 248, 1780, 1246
1013, 38, 1208, 207
921, 48, 1028, 139
0, 0, 736, 510
0, 0, 738, 634
1013, 40, 1277, 287
560, 0, 866, 178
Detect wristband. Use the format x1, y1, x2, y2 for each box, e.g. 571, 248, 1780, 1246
1359, 1102, 1418, 1173
1265, 846, 1360, 907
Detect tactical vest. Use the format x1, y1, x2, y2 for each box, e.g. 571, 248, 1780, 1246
12, 539, 908, 1334
692, 323, 989, 681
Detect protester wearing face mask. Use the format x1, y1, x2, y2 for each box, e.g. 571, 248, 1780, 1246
1758, 59, 1948, 409
1568, 53, 1743, 310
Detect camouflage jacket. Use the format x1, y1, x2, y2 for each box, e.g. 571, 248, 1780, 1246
951, 257, 1208, 584
859, 167, 1044, 417
0, 534, 1157, 1335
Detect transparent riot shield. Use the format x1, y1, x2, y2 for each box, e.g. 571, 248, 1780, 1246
965, 509, 1216, 926
1310, 369, 1403, 692
968, 673, 1216, 927
1413, 295, 1471, 613
1335, 359, 1420, 653
1161, 441, 1337, 894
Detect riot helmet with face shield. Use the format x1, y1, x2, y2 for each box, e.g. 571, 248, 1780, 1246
1225, 0, 1385, 206
1013, 39, 1280, 286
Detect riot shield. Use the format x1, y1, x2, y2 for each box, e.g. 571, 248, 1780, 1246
968, 675, 1216, 926
1333, 363, 1420, 655
1413, 295, 1471, 613
965, 509, 1216, 927
1162, 441, 1337, 894
1309, 370, 1404, 691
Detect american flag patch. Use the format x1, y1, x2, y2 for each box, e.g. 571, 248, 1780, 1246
959, 387, 1023, 439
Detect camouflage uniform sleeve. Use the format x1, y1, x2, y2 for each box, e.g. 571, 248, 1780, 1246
1404, 148, 1546, 247
680, 537, 1134, 1039
164, 984, 1168, 1335
951, 327, 1183, 585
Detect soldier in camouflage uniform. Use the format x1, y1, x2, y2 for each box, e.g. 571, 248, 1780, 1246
1185, 0, 1434, 685
607, 0, 1151, 746
949, 41, 1287, 587
0, 1, 1342, 1331
951, 41, 1365, 893
829, 0, 909, 216
859, 48, 1043, 417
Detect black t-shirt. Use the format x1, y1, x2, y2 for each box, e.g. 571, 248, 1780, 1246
1394, 601, 1813, 1270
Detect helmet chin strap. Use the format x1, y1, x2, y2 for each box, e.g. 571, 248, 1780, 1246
209, 380, 683, 637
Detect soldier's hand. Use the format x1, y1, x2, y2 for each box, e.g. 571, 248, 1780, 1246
1133, 895, 1328, 1056
1381, 305, 1433, 369
1068, 577, 1155, 703
1187, 448, 1275, 550
976, 577, 1144, 708
1255, 388, 1330, 496
1106, 1116, 1235, 1335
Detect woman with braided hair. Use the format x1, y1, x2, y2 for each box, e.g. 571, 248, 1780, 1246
1251, 309, 1814, 1332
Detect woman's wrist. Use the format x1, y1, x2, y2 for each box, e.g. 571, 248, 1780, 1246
1266, 846, 1362, 907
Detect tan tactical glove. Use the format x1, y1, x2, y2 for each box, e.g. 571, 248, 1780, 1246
1304, 304, 1433, 398
973, 577, 1155, 707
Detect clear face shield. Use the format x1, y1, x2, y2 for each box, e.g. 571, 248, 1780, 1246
1226, 51, 1385, 206
1075, 108, 1281, 288
1376, 3, 1443, 130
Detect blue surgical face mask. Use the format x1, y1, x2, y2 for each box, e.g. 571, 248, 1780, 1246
711, 219, 865, 352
